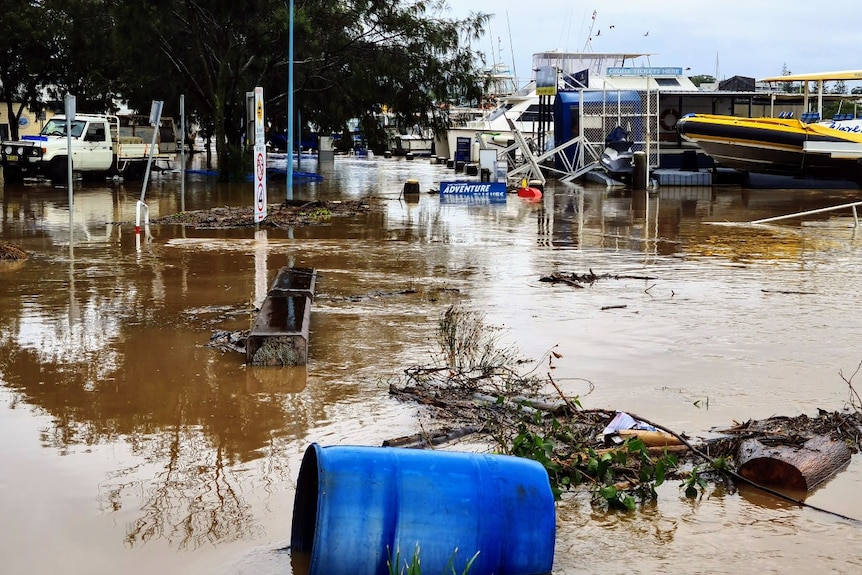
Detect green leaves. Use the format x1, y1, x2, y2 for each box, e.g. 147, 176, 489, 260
11, 1, 493, 177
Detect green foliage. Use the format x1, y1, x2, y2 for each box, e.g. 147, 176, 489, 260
3, 1, 491, 179
434, 304, 538, 395
681, 457, 726, 498
0, 1, 60, 139
681, 466, 709, 498
388, 545, 479, 575
688, 75, 715, 88
780, 63, 799, 93
299, 207, 332, 221
508, 410, 678, 510
432, 305, 681, 511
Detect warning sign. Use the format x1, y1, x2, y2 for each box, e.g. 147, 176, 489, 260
254, 86, 265, 146
254, 145, 267, 223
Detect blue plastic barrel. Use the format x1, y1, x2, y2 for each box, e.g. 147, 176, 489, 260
290, 443, 556, 575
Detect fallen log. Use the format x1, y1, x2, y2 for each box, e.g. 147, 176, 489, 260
737, 435, 852, 491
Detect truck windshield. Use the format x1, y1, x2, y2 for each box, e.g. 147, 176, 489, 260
40, 119, 86, 138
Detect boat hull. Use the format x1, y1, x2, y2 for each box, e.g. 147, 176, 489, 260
677, 114, 862, 182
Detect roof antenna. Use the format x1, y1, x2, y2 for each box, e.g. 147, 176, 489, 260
582, 9, 597, 52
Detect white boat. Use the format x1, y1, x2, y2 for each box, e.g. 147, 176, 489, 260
435, 51, 699, 165
374, 112, 434, 156
391, 130, 434, 156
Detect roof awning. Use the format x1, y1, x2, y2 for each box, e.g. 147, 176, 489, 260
759, 70, 862, 82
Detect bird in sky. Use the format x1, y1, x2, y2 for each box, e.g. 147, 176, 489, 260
644, 31, 649, 36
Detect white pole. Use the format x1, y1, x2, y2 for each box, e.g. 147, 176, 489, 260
64, 94, 75, 209
751, 201, 862, 225
646, 75, 651, 185
139, 100, 163, 204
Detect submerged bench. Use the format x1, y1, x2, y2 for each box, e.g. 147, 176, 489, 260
247, 267, 316, 366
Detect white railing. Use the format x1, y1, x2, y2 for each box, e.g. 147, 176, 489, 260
750, 201, 861, 227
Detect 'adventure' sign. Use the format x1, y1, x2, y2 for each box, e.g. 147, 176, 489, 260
440, 181, 507, 195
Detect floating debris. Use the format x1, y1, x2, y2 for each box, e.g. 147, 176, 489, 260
539, 269, 656, 287
0, 242, 28, 261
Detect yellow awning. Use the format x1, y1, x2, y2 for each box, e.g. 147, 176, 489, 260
760, 70, 862, 82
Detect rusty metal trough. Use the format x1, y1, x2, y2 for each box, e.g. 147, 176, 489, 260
247, 267, 316, 366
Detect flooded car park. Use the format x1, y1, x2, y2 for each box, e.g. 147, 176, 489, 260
2, 156, 862, 574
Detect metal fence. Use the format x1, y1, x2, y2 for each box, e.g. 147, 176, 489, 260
580, 90, 660, 169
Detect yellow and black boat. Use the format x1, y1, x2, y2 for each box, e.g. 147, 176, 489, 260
677, 69, 862, 182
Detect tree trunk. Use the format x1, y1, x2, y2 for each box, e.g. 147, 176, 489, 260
737, 435, 852, 491
3, 96, 18, 141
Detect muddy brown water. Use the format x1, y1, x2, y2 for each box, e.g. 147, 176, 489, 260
2, 155, 862, 574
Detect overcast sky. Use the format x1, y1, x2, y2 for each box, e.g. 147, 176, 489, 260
444, 1, 862, 87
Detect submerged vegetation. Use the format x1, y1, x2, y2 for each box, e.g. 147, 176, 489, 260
149, 199, 374, 229
391, 303, 690, 509
388, 545, 479, 575
389, 303, 862, 514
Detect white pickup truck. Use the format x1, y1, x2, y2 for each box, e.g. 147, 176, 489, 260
0, 114, 157, 184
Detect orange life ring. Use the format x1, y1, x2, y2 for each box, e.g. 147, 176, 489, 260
660, 108, 680, 131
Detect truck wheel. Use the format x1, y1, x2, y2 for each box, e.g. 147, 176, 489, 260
2, 165, 24, 184
123, 162, 145, 180
50, 157, 69, 185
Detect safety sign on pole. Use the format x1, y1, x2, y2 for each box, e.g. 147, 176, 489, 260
254, 144, 267, 223
253, 87, 267, 223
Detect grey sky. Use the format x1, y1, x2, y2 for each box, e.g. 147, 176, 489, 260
445, 1, 862, 87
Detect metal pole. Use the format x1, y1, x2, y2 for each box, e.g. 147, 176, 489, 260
64, 94, 75, 210
287, 0, 295, 200
140, 101, 163, 204
645, 75, 651, 186
180, 94, 186, 212
750, 200, 862, 225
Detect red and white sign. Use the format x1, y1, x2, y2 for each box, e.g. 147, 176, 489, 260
252, 87, 267, 223
254, 144, 267, 223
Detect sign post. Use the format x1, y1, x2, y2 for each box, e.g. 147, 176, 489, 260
253, 86, 267, 223
64, 94, 75, 206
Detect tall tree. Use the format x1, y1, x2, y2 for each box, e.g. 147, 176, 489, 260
3, 1, 489, 178
0, 1, 57, 139
109, 0, 489, 178
112, 0, 299, 179
281, 0, 490, 152
43, 0, 125, 111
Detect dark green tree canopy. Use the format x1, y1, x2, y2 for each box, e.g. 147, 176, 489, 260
1, 0, 490, 177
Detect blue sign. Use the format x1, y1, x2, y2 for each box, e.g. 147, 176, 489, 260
440, 181, 507, 195
607, 67, 684, 77
18, 116, 29, 127
454, 137, 472, 164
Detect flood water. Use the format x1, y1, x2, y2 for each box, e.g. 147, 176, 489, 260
2, 154, 862, 574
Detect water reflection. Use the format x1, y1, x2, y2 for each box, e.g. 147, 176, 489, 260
2, 159, 862, 574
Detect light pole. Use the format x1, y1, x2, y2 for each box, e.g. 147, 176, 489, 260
287, 0, 295, 200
